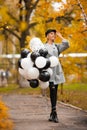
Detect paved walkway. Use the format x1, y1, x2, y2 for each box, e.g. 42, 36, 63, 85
2, 94, 87, 130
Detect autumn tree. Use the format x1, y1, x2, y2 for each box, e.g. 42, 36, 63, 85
0, 0, 87, 50
0, 0, 61, 51
58, 0, 87, 82
0, 0, 40, 52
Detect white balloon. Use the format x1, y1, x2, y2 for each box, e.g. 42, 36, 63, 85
21, 57, 33, 70
46, 68, 53, 76
19, 77, 30, 88
39, 81, 49, 89
27, 52, 31, 58
35, 56, 46, 69
35, 45, 44, 51
49, 56, 59, 67
18, 68, 28, 79
29, 37, 45, 51
27, 67, 39, 79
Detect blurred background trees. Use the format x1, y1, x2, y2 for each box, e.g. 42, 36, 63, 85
0, 0, 87, 84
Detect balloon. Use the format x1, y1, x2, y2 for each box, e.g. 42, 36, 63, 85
21, 49, 30, 58
35, 56, 46, 69
19, 78, 30, 88
34, 45, 45, 51
27, 52, 31, 58
18, 68, 28, 79
27, 67, 39, 79
29, 79, 39, 88
30, 51, 40, 62
21, 57, 33, 70
18, 59, 23, 69
39, 49, 48, 57
46, 68, 53, 76
43, 49, 48, 57
43, 59, 50, 69
49, 56, 59, 67
39, 81, 49, 89
29, 37, 45, 51
39, 70, 50, 82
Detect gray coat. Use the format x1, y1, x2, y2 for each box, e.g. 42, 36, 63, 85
44, 40, 69, 85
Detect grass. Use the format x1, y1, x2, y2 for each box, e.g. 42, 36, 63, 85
0, 83, 87, 110
0, 84, 41, 95
61, 83, 87, 91
58, 83, 87, 110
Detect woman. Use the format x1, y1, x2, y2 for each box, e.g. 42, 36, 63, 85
44, 29, 69, 123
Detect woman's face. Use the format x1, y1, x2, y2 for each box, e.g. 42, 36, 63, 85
47, 32, 56, 42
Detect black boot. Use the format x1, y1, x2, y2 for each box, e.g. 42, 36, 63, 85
52, 110, 59, 123
49, 112, 53, 121
49, 110, 59, 123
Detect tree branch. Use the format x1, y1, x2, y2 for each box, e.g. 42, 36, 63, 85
28, 22, 38, 29
77, 0, 87, 25
24, 0, 40, 22
7, 12, 19, 23
3, 27, 21, 40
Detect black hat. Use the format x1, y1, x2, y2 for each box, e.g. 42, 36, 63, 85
45, 29, 56, 36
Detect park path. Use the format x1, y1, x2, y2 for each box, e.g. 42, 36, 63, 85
2, 94, 87, 130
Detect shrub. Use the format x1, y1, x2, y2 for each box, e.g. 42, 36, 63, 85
0, 99, 13, 130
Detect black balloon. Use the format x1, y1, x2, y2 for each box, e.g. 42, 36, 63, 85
30, 51, 40, 62
18, 59, 23, 69
29, 79, 39, 88
39, 70, 50, 82
39, 49, 48, 57
43, 59, 51, 69
21, 49, 30, 58
44, 49, 48, 57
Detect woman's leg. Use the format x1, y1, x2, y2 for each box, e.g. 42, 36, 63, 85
49, 82, 59, 122
49, 82, 58, 110
54, 84, 58, 106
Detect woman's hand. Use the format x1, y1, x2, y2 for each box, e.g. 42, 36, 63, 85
56, 31, 65, 40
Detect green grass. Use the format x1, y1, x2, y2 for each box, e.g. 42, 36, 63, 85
0, 84, 41, 95
58, 83, 87, 110
62, 83, 87, 91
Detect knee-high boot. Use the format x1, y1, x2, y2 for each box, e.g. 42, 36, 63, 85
49, 82, 59, 123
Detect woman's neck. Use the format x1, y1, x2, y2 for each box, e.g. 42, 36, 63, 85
47, 39, 54, 44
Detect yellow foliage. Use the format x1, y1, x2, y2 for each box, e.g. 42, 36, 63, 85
0, 35, 4, 41
19, 21, 28, 32
0, 5, 16, 26
26, 35, 31, 43
0, 6, 9, 22
0, 99, 13, 130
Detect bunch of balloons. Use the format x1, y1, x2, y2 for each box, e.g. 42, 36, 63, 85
18, 38, 59, 89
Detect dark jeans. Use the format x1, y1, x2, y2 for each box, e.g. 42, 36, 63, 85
49, 82, 58, 111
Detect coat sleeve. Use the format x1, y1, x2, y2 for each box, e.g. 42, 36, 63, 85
56, 39, 70, 54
